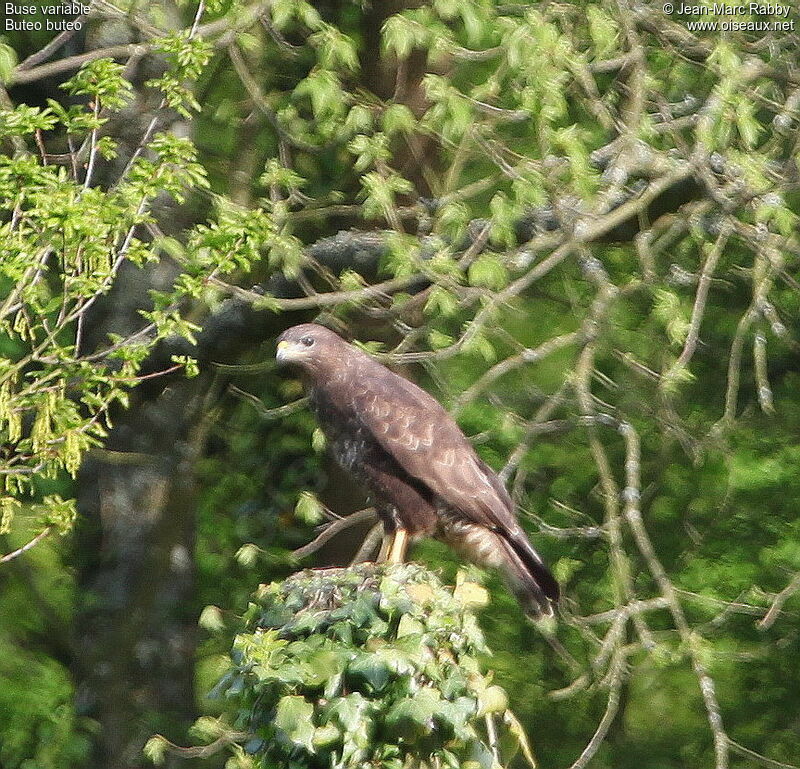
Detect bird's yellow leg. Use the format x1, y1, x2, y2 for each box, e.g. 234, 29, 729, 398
387, 529, 408, 564
376, 532, 392, 563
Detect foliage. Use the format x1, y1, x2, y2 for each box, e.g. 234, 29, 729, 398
0, 531, 91, 769
167, 564, 534, 769
0, 55, 206, 539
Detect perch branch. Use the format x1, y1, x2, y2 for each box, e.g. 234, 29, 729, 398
293, 509, 378, 559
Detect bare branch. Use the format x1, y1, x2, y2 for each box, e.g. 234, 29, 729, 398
292, 509, 378, 560
1, 528, 52, 564
758, 572, 800, 630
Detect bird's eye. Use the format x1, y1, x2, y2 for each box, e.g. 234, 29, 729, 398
300, 336, 315, 347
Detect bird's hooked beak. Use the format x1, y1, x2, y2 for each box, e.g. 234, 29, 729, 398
276, 339, 291, 364
276, 338, 309, 365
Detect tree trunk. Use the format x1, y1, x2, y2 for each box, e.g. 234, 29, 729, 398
74, 371, 214, 768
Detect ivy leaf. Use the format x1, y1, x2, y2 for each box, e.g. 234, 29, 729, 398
453, 581, 489, 608
324, 692, 374, 733
274, 696, 316, 751
305, 649, 348, 686
347, 652, 392, 692
385, 687, 442, 740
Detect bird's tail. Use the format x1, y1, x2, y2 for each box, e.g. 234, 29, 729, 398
498, 535, 560, 619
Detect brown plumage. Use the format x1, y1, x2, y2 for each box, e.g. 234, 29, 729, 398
276, 323, 560, 618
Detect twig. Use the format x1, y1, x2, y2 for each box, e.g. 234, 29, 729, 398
1, 528, 52, 564
17, 18, 89, 70
618, 423, 729, 769
567, 649, 625, 769
753, 330, 775, 414
727, 738, 800, 769
227, 387, 309, 420
582, 597, 671, 625
453, 332, 579, 413
485, 713, 500, 765
293, 509, 378, 559
228, 42, 334, 154
757, 572, 800, 630
349, 523, 383, 565
156, 731, 249, 759
571, 275, 656, 651
209, 272, 426, 311
721, 247, 781, 426
667, 220, 733, 376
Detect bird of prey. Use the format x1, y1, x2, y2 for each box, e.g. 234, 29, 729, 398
276, 323, 560, 618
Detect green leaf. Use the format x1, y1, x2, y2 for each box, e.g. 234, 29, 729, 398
468, 255, 509, 291
260, 159, 306, 190
385, 687, 443, 740
0, 43, 18, 84
396, 614, 425, 638
274, 695, 316, 752
552, 557, 582, 584
503, 709, 538, 768
312, 428, 327, 452
476, 685, 507, 716
489, 192, 517, 248
143, 735, 168, 765
462, 330, 496, 363
235, 543, 261, 567
653, 289, 690, 346
62, 58, 133, 110
382, 15, 415, 59
295, 70, 345, 120
586, 6, 619, 59
198, 605, 225, 633
347, 652, 392, 692
345, 104, 374, 134
424, 286, 459, 317
312, 723, 341, 748
0, 497, 20, 535
382, 104, 416, 136
429, 329, 454, 350
310, 26, 360, 71
306, 649, 348, 686
325, 692, 373, 733
295, 491, 324, 524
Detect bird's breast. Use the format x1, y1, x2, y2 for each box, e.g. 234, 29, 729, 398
331, 431, 368, 474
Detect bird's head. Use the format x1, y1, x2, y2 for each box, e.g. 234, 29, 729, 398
276, 323, 345, 372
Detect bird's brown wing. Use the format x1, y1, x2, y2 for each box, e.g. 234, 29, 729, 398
347, 358, 560, 612
348, 363, 517, 531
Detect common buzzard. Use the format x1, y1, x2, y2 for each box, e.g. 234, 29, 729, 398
276, 323, 559, 618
